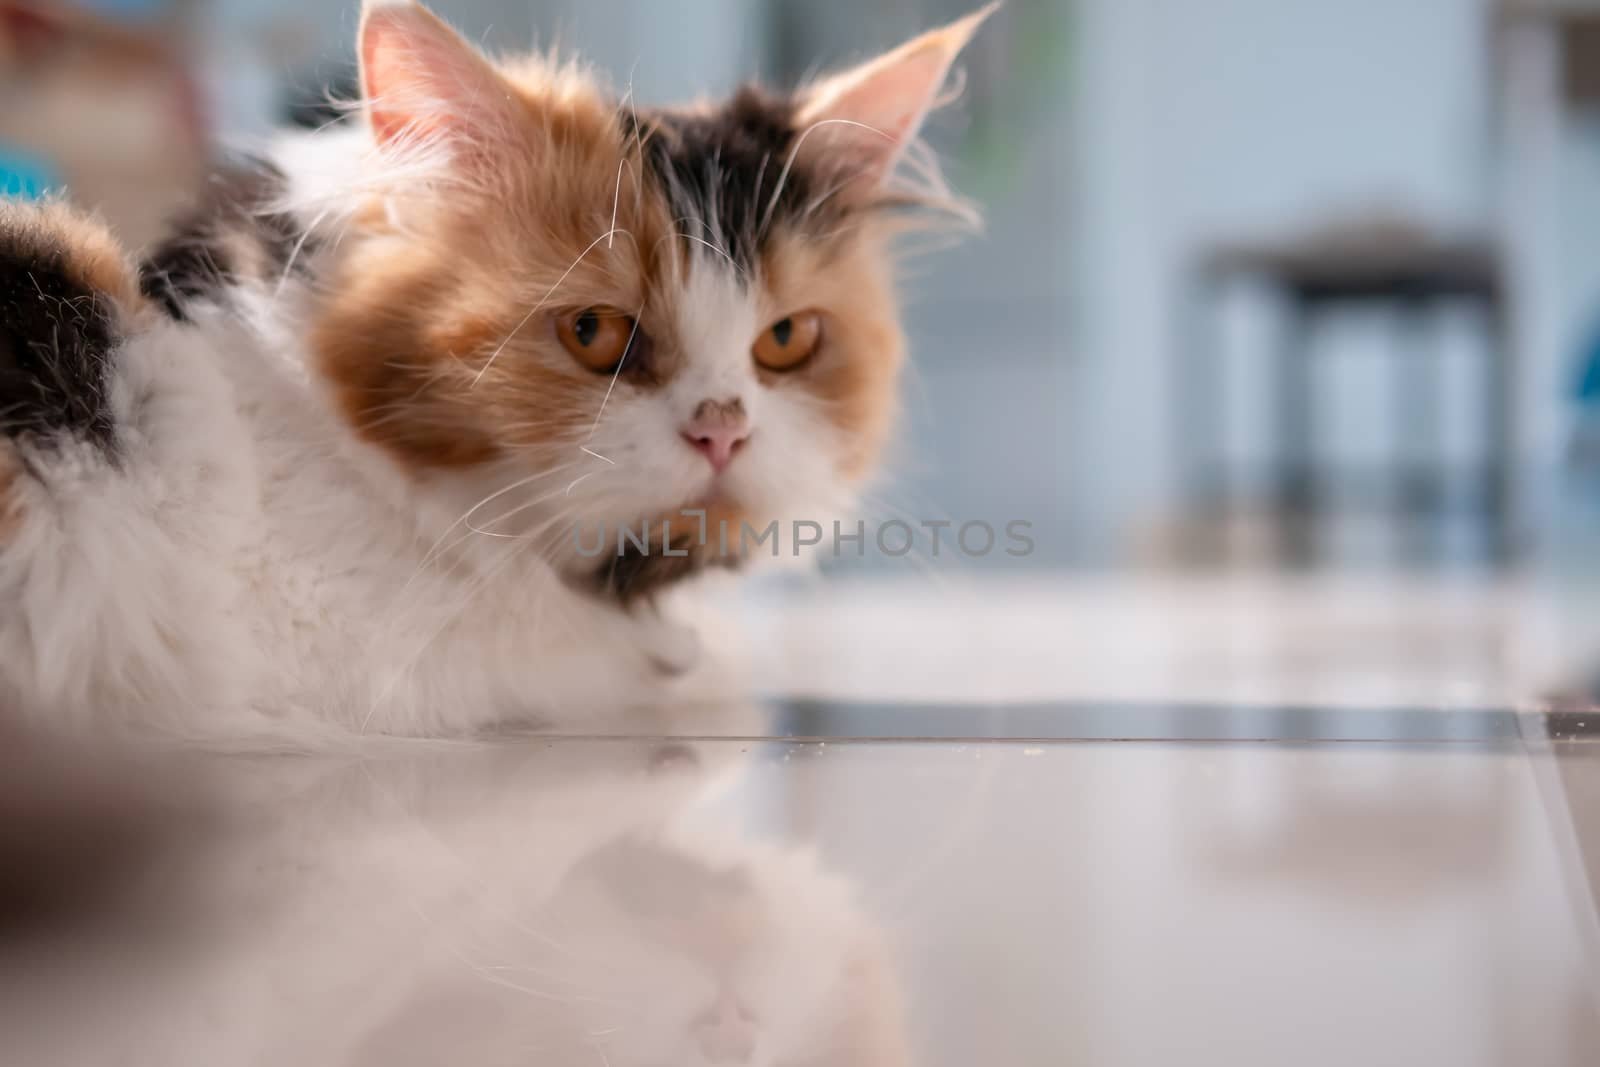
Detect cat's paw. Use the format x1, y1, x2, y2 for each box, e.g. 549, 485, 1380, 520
636, 608, 701, 678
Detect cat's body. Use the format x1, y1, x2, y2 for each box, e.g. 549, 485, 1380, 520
0, 160, 720, 739
0, 1, 989, 740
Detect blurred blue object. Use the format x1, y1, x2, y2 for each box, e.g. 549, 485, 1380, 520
1550, 316, 1600, 696
1577, 316, 1600, 406
0, 145, 59, 200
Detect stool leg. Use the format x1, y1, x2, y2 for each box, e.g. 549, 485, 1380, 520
1178, 274, 1226, 564
1395, 296, 1441, 566
1277, 298, 1317, 566
1485, 296, 1515, 565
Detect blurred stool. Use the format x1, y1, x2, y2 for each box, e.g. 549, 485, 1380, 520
1178, 224, 1512, 567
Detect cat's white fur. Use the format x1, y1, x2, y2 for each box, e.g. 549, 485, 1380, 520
0, 155, 744, 741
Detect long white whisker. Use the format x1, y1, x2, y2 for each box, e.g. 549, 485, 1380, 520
272, 207, 331, 300
679, 233, 744, 276
471, 227, 636, 387
584, 292, 649, 441
464, 483, 578, 537
360, 529, 540, 735
405, 465, 581, 581
567, 444, 619, 497
759, 117, 893, 238
407, 473, 547, 580
651, 227, 746, 283
608, 157, 630, 250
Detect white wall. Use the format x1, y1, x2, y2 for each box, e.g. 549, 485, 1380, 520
1068, 0, 1495, 561
208, 0, 756, 117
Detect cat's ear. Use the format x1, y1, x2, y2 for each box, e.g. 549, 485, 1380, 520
796, 4, 997, 194
358, 0, 519, 161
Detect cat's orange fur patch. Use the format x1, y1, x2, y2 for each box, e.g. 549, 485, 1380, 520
312, 268, 503, 468
760, 227, 906, 481
311, 65, 677, 473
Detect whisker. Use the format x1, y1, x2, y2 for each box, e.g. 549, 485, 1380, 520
471, 226, 638, 387
404, 466, 577, 585
758, 117, 893, 240
608, 157, 631, 250
583, 292, 648, 441
650, 226, 746, 283
272, 207, 331, 300
360, 534, 535, 735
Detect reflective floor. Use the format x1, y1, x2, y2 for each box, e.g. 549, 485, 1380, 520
3, 703, 1598, 1067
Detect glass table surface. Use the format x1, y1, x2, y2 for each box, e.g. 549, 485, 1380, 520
3, 701, 1598, 1067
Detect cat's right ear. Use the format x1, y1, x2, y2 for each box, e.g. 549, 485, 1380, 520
795, 4, 997, 198
358, 0, 519, 164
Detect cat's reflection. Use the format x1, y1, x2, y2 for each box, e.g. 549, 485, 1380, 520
5, 719, 908, 1067
349, 814, 907, 1067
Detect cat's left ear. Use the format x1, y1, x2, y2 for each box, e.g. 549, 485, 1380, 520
796, 3, 998, 193
358, 0, 520, 165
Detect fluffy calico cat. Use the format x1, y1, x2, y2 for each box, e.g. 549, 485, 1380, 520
0, 0, 989, 739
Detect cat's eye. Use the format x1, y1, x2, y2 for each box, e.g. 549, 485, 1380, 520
556, 307, 637, 373
752, 310, 823, 372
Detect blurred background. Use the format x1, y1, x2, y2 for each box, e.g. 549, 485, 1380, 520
9, 0, 1600, 707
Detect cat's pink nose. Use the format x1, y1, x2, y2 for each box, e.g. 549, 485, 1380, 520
681, 398, 750, 473
682, 426, 749, 471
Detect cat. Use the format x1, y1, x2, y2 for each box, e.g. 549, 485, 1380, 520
0, 0, 991, 740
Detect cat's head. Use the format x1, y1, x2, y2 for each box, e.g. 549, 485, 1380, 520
310, 0, 991, 593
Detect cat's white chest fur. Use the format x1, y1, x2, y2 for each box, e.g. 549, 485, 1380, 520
0, 300, 712, 740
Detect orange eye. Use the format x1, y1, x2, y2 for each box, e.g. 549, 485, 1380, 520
752, 310, 822, 372
556, 307, 636, 373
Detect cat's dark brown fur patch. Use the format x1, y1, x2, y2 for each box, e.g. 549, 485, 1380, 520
632, 88, 848, 275
140, 157, 314, 320
0, 206, 123, 451
588, 502, 751, 603
591, 535, 740, 604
